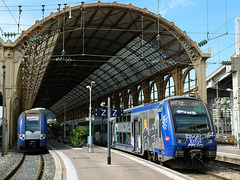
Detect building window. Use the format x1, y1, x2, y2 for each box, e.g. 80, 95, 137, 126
165, 76, 174, 97
138, 87, 144, 104
128, 90, 133, 108
150, 81, 158, 102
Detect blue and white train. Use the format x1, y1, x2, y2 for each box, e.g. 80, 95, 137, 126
92, 96, 217, 168
18, 110, 47, 149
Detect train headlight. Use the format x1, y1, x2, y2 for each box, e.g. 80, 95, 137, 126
205, 138, 213, 144
177, 138, 187, 144
19, 134, 25, 140
40, 134, 46, 139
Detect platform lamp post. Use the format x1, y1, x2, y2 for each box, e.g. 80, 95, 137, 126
100, 97, 111, 165
63, 103, 66, 143
107, 97, 111, 164
226, 88, 240, 149
2, 65, 6, 156
86, 81, 95, 153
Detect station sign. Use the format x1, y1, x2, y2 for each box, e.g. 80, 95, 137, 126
94, 108, 107, 117
111, 108, 124, 117
94, 108, 123, 117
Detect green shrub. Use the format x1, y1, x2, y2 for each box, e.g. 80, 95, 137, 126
70, 126, 88, 147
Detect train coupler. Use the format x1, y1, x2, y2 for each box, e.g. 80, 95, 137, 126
189, 149, 202, 160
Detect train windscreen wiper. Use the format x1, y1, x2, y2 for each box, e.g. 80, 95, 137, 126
191, 123, 202, 133
189, 114, 202, 133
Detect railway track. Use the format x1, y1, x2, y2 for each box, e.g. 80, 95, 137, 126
177, 169, 231, 180
111, 145, 240, 179
4, 152, 44, 180
177, 160, 240, 180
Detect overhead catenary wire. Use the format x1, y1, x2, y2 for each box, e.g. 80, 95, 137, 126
0, 0, 129, 8
18, 5, 22, 34
206, 0, 209, 40
208, 0, 230, 40
10, 1, 235, 112
42, 5, 45, 26
1, 0, 18, 24
225, 0, 228, 33
0, 1, 235, 69
0, 2, 239, 37
1, 0, 22, 34
0, 22, 238, 36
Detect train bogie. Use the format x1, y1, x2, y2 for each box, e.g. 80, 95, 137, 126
18, 110, 47, 149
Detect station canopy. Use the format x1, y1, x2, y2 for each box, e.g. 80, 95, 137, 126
16, 2, 202, 116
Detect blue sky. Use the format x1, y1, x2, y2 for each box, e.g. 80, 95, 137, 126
0, 0, 240, 76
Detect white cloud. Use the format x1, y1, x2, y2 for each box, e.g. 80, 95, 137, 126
160, 0, 194, 15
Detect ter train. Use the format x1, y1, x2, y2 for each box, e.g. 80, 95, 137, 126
18, 110, 47, 149
92, 96, 217, 169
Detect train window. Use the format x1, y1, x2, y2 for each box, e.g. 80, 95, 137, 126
118, 133, 121, 144
121, 133, 124, 144
116, 117, 120, 123
26, 113, 40, 131
116, 132, 119, 143
26, 120, 40, 131
127, 115, 131, 122
159, 120, 162, 138
132, 122, 134, 134
123, 115, 126, 122
126, 133, 131, 145
123, 133, 126, 144
149, 111, 155, 128
169, 99, 211, 133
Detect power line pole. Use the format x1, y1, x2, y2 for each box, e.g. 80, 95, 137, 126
63, 104, 66, 143
2, 65, 6, 156
235, 17, 240, 149
215, 78, 220, 137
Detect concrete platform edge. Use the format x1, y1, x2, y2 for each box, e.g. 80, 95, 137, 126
217, 152, 240, 165
48, 149, 62, 180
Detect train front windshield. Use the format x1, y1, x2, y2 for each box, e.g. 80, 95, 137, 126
26, 113, 40, 131
169, 99, 212, 133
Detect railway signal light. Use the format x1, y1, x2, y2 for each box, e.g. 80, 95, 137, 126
198, 39, 208, 47
221, 61, 231, 66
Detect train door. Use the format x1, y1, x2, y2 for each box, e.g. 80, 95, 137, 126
149, 111, 155, 152
134, 118, 138, 151
134, 117, 141, 152
158, 103, 163, 150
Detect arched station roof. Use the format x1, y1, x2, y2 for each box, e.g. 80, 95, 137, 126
15, 1, 205, 116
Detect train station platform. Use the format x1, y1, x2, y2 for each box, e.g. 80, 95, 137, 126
216, 144, 240, 164
47, 140, 192, 180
